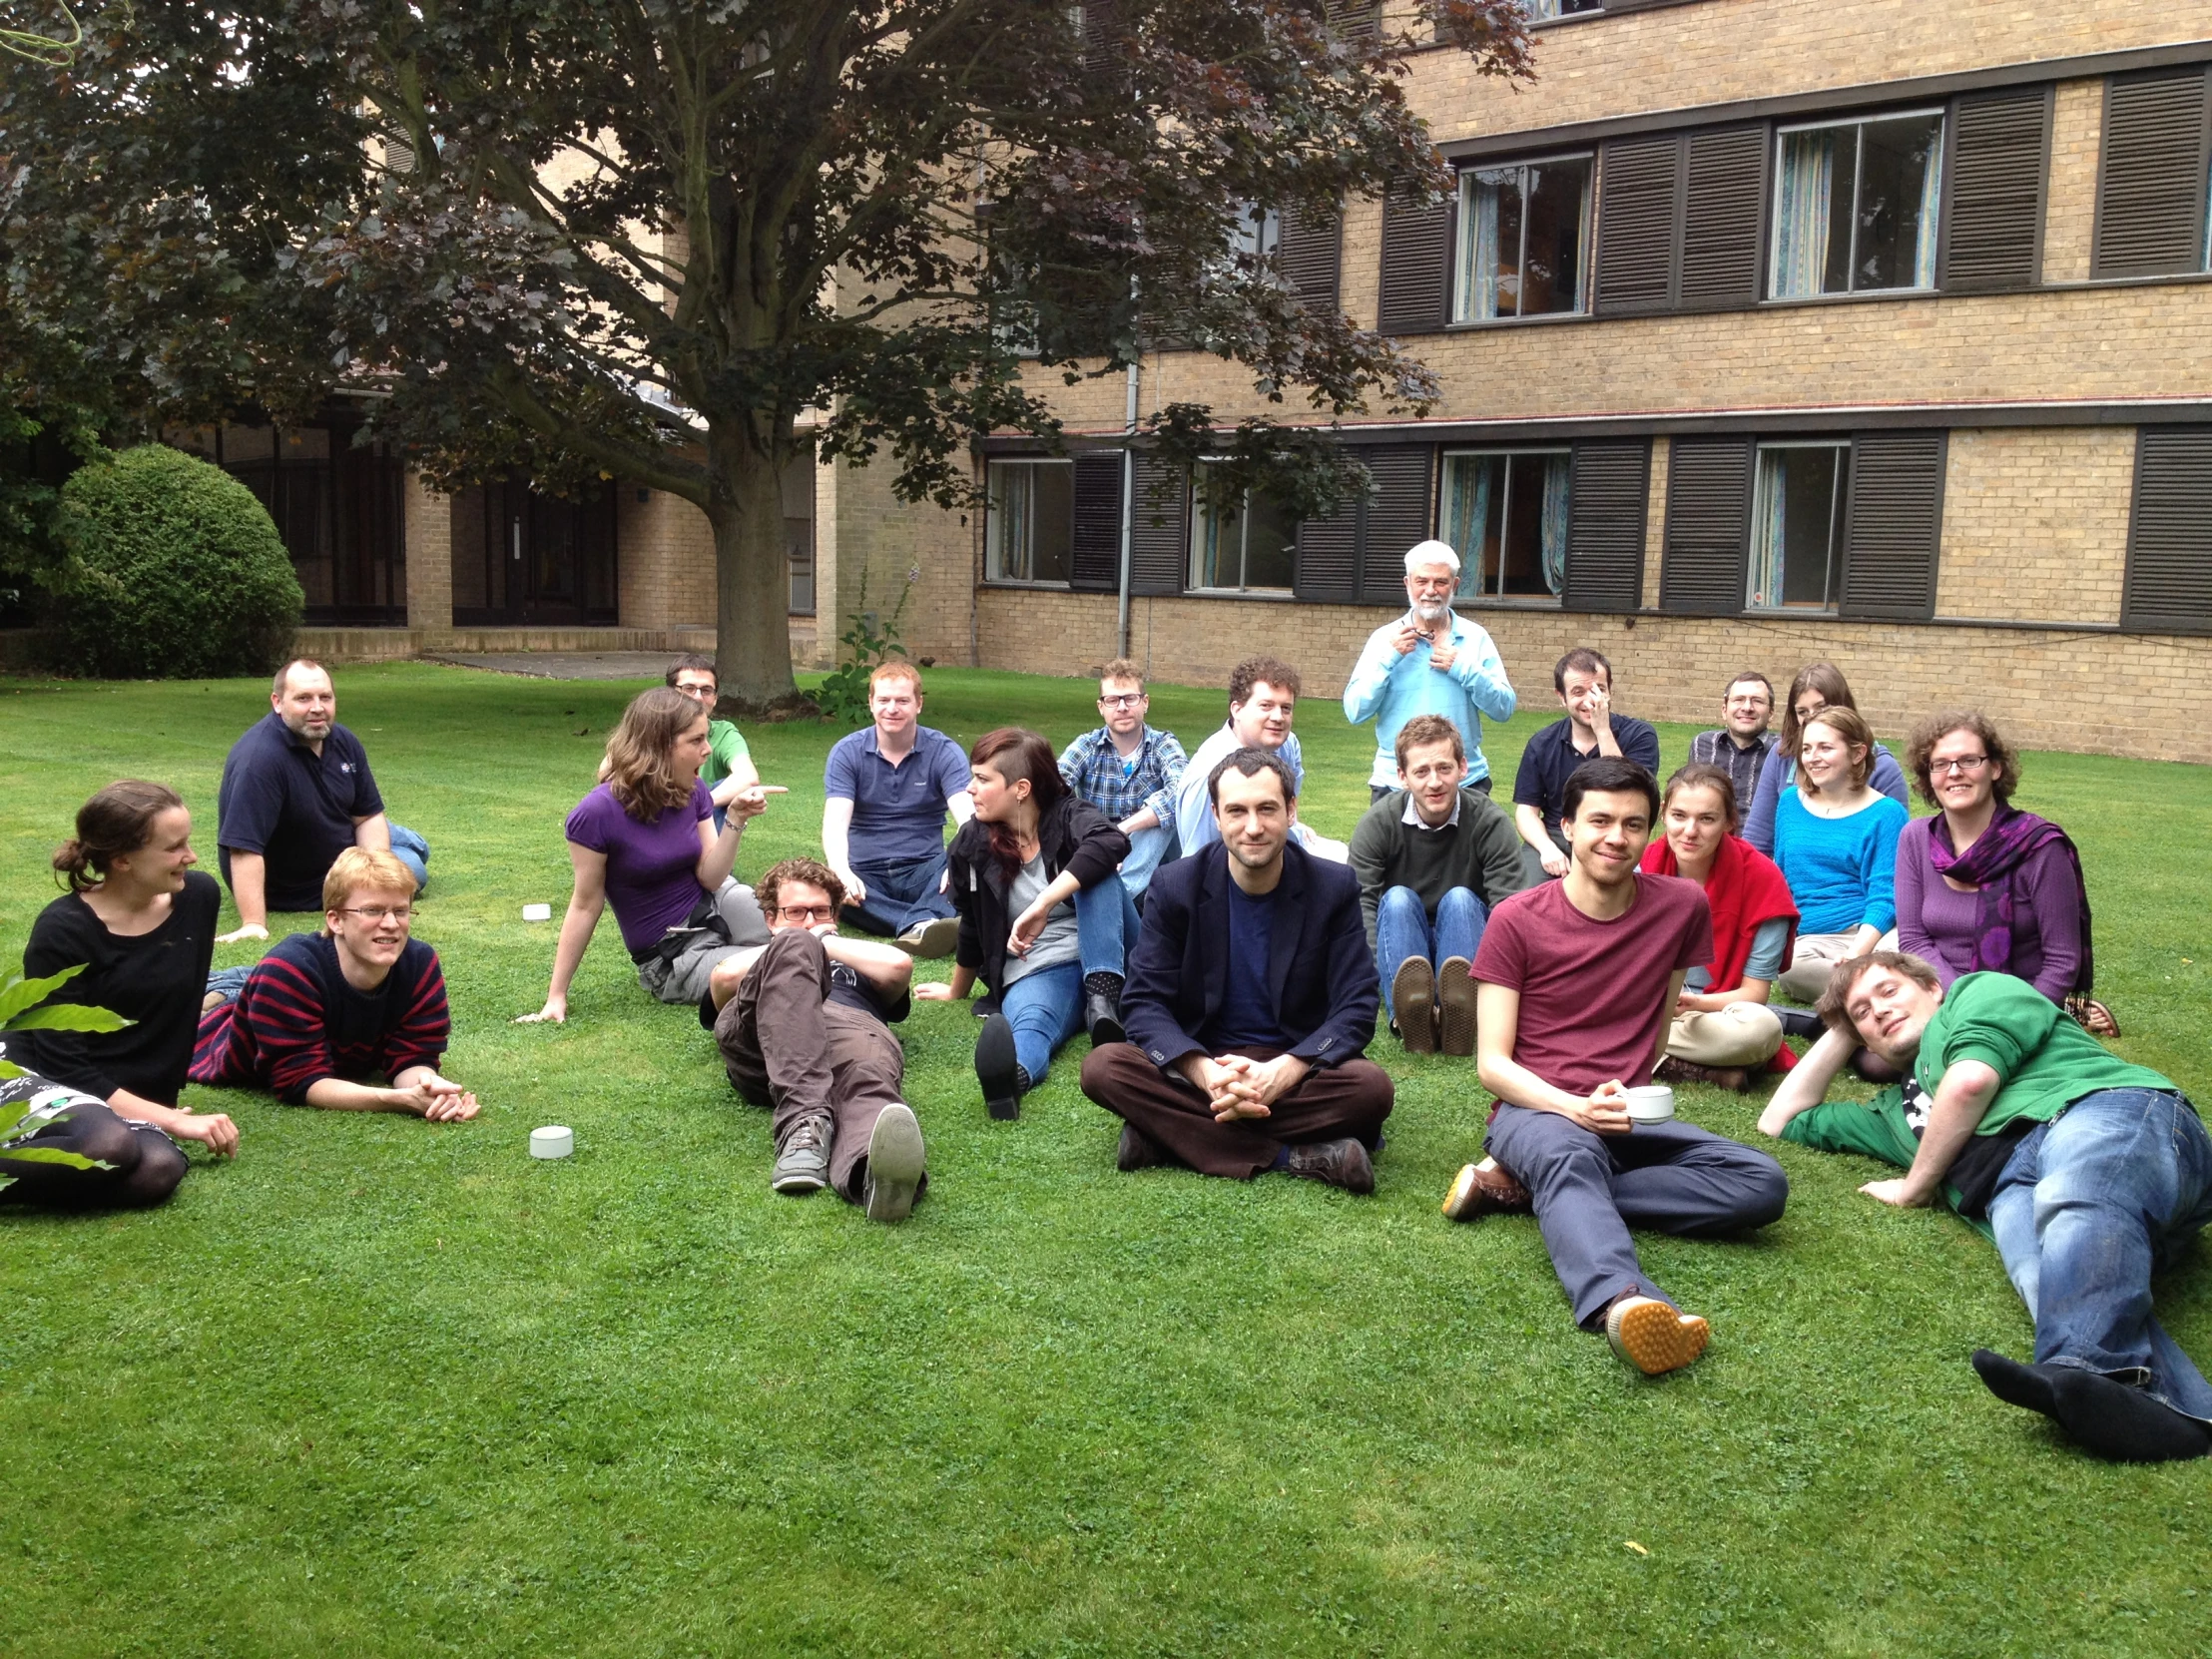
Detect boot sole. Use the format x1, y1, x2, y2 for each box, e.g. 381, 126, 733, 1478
1607, 1301, 1710, 1376
1391, 958, 1437, 1053
863, 1104, 925, 1222
1437, 956, 1477, 1057
975, 1013, 1022, 1120
895, 916, 960, 959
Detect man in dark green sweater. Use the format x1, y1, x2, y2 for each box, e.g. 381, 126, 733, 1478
1760, 952, 2211, 1463
1349, 714, 1528, 1055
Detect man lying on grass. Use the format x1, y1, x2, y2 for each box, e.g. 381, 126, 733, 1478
189, 849, 479, 1122
1760, 952, 2210, 1463
1445, 756, 1789, 1377
704, 857, 926, 1223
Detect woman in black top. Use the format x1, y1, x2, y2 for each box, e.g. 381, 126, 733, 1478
6, 782, 239, 1206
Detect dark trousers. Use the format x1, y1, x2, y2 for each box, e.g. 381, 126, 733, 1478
1080, 1044, 1393, 1179
1486, 1103, 1788, 1328
714, 930, 907, 1204
842, 848, 955, 937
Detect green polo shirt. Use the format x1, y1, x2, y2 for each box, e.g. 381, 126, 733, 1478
1782, 971, 2175, 1221
705, 719, 751, 790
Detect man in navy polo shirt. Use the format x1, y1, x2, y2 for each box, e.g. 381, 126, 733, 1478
822, 661, 973, 957
215, 659, 429, 941
1511, 647, 1660, 887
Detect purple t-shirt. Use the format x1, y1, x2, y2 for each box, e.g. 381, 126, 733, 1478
565, 781, 713, 960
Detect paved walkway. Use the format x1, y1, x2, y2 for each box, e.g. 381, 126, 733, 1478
425, 651, 679, 681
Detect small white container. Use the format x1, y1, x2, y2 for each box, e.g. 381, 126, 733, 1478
530, 1125, 575, 1159
522, 902, 553, 922
1625, 1085, 1676, 1125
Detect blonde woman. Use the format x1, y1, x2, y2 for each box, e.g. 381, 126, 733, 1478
523, 687, 776, 1021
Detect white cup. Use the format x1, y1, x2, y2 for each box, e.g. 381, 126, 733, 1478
1625, 1085, 1675, 1125
530, 1125, 575, 1159
522, 902, 553, 922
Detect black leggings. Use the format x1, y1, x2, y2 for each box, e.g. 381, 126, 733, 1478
0, 1105, 187, 1210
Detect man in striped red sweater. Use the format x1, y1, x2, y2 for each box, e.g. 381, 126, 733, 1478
190, 849, 477, 1121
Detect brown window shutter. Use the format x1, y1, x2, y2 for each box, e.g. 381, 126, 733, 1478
1595, 135, 1683, 314
2121, 426, 2212, 634
1659, 437, 1753, 615
1378, 184, 1452, 335
1330, 0, 1381, 44
1839, 430, 1945, 622
1069, 453, 1124, 592
1293, 507, 1360, 604
2093, 67, 2212, 278
1127, 451, 1188, 597
1357, 445, 1436, 600
1939, 86, 2051, 291
1678, 125, 1769, 310
1561, 440, 1651, 613
1278, 202, 1344, 313
1080, 2, 1120, 75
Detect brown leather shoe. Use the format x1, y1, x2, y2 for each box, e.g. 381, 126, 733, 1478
1391, 957, 1437, 1053
1654, 1055, 1750, 1092
1437, 955, 1478, 1057
1116, 1123, 1168, 1172
1440, 1157, 1531, 1221
1283, 1137, 1375, 1195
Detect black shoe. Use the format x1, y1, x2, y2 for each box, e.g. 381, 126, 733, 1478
699, 990, 721, 1032
976, 1013, 1024, 1120
1282, 1137, 1375, 1195
1971, 1349, 2059, 1416
1083, 971, 1126, 1046
1773, 1007, 1826, 1040
1116, 1123, 1168, 1172
1973, 1349, 2211, 1462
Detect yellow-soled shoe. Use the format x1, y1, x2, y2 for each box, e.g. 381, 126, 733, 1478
1604, 1296, 1709, 1376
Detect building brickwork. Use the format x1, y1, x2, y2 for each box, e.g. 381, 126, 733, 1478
402, 475, 451, 632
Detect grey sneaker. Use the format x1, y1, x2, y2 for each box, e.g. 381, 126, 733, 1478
861, 1103, 926, 1222
894, 916, 960, 959
771, 1114, 832, 1195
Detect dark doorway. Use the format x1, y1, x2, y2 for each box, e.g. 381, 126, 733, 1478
450, 476, 619, 626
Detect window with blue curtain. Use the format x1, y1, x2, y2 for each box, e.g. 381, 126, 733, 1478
1747, 441, 1849, 611
1439, 449, 1570, 601
1453, 156, 1593, 322
985, 460, 1074, 583
1188, 464, 1297, 592
1771, 111, 1943, 297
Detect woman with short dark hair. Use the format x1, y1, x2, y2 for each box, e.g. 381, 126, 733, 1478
1895, 710, 2110, 1033
917, 728, 1131, 1120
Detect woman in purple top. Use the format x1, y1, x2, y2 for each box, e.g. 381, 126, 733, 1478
521, 688, 776, 1021
1896, 710, 2113, 1034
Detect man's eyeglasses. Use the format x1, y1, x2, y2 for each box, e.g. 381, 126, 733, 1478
674, 683, 716, 701
775, 904, 836, 923
1931, 755, 1991, 776
338, 905, 414, 923
1098, 694, 1145, 709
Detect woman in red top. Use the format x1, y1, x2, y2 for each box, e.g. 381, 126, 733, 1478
1640, 764, 1798, 1091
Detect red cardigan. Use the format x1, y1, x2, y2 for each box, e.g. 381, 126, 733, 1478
1641, 831, 1800, 1071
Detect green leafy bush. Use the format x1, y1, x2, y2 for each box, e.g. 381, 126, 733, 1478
51, 444, 303, 679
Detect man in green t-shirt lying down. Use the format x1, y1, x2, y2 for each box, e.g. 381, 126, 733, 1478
1759, 951, 2210, 1464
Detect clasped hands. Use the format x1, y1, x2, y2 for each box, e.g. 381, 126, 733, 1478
1390, 622, 1457, 674
1182, 1052, 1309, 1123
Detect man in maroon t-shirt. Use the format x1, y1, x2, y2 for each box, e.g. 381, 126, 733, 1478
1444, 756, 1788, 1376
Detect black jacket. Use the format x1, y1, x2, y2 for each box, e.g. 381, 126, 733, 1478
1123, 840, 1380, 1071
948, 795, 1130, 996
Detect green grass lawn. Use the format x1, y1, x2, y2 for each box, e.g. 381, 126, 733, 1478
1, 662, 2207, 1657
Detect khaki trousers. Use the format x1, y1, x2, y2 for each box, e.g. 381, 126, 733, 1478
1668, 1003, 1784, 1068
1775, 927, 1898, 1005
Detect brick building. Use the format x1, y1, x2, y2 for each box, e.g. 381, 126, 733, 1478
229, 1, 2212, 763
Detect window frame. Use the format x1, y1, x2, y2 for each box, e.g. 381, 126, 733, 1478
983, 457, 1077, 587
1438, 445, 1573, 607
1187, 461, 1298, 596
1450, 150, 1595, 326
1745, 437, 1851, 615
1768, 106, 1946, 301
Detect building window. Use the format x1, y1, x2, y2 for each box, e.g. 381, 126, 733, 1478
1524, 0, 1604, 16
985, 459, 1074, 584
1439, 449, 1569, 601
1227, 202, 1281, 263
1453, 156, 1592, 322
1748, 441, 1849, 611
1770, 111, 1943, 298
1189, 468, 1296, 593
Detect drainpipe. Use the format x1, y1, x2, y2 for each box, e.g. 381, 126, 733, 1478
1116, 356, 1139, 660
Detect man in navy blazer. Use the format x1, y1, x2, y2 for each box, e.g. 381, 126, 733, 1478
1080, 747, 1392, 1191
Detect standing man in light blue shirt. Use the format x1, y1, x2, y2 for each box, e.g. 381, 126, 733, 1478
1342, 539, 1516, 801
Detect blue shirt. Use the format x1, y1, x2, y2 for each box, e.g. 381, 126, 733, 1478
1510, 714, 1662, 848
1743, 742, 1910, 854
217, 713, 387, 912
1341, 610, 1516, 788
824, 724, 971, 863
1771, 790, 1909, 935
1212, 883, 1286, 1049
1174, 724, 1306, 855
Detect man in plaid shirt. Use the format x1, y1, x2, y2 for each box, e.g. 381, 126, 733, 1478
1058, 658, 1188, 902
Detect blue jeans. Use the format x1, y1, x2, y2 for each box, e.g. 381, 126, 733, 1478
1985, 1088, 2212, 1421
1374, 885, 1486, 1017
388, 823, 430, 895
845, 848, 955, 936
996, 880, 1137, 1083
1117, 824, 1173, 900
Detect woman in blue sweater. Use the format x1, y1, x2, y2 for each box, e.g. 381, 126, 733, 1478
1771, 706, 1908, 1003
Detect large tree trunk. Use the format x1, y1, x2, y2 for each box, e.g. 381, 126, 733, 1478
707, 423, 813, 718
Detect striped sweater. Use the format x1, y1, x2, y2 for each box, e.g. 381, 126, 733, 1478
189, 932, 449, 1104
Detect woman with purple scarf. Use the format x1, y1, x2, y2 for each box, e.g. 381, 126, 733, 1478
1895, 711, 2116, 1035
